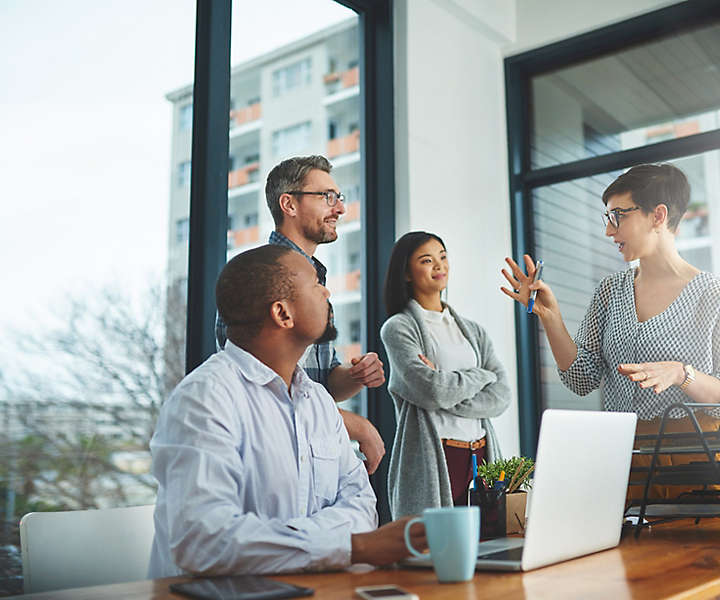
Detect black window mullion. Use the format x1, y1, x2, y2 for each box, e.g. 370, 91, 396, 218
186, 0, 231, 373
506, 60, 542, 457
524, 129, 720, 190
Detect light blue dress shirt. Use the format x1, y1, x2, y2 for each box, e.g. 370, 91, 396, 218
148, 341, 377, 577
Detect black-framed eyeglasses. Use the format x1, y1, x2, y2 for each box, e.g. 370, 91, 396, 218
602, 206, 640, 230
287, 190, 345, 207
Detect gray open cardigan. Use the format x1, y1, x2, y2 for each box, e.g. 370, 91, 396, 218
380, 301, 511, 519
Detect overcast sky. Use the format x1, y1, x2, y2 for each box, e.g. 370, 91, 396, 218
0, 0, 354, 356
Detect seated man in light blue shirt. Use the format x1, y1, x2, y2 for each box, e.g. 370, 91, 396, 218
148, 244, 426, 577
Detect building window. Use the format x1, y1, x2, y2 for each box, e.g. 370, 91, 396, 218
272, 57, 312, 97
177, 161, 191, 187
272, 121, 311, 157
350, 319, 361, 343
179, 104, 193, 131
176, 217, 189, 243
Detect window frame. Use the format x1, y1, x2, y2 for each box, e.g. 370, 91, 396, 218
505, 0, 720, 457
186, 0, 396, 523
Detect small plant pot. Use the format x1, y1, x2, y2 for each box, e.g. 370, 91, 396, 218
505, 491, 527, 535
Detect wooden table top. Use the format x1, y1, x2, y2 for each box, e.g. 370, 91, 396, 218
11, 519, 720, 600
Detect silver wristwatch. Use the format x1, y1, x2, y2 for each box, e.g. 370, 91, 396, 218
679, 364, 696, 391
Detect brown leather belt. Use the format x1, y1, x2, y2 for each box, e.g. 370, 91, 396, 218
442, 437, 486, 450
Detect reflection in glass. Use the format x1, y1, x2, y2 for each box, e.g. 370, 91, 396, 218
531, 22, 720, 169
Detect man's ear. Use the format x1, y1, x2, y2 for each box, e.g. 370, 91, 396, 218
269, 299, 294, 329
278, 193, 297, 219
654, 203, 669, 229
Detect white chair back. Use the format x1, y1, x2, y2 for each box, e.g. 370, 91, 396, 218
19, 504, 155, 594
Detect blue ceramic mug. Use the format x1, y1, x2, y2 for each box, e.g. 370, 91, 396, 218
404, 506, 479, 582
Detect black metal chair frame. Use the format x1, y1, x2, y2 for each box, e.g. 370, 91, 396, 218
629, 402, 720, 537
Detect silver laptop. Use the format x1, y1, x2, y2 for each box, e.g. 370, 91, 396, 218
406, 409, 637, 572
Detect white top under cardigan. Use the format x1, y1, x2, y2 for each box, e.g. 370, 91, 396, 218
412, 300, 486, 442
381, 301, 510, 519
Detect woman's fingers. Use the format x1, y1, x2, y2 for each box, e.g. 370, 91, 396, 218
504, 256, 528, 281
501, 268, 520, 289
523, 254, 536, 276
500, 286, 520, 300
619, 362, 677, 394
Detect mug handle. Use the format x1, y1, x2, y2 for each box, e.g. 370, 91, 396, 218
404, 516, 425, 557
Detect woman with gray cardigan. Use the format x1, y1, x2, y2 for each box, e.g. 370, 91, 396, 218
380, 231, 511, 519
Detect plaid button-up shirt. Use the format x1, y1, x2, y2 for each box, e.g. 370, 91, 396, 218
215, 231, 341, 392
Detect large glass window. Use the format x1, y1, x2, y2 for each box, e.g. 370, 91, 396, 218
531, 22, 720, 169
228, 1, 363, 413
507, 12, 720, 451
0, 1, 195, 594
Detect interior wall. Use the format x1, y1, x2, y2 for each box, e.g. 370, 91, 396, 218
506, 0, 678, 55
394, 0, 520, 457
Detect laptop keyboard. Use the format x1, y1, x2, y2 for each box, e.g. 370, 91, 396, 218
477, 546, 524, 561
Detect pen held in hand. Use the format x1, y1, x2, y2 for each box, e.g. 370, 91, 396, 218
527, 260, 544, 314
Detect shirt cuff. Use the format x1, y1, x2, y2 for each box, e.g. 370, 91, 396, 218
308, 524, 352, 571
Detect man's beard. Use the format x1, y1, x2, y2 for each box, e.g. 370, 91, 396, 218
315, 301, 338, 344
302, 221, 338, 244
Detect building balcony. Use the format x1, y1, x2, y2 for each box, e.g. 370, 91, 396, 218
327, 131, 360, 159
327, 269, 361, 293
324, 67, 359, 90
337, 343, 362, 363
230, 102, 262, 127
343, 201, 360, 223
323, 67, 360, 106
227, 226, 259, 250
228, 162, 260, 189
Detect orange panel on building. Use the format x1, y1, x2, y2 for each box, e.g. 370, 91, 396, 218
327, 130, 360, 159
343, 202, 360, 222
228, 162, 260, 189
341, 66, 359, 88
230, 102, 262, 127
345, 270, 361, 291
227, 226, 259, 249
338, 343, 362, 363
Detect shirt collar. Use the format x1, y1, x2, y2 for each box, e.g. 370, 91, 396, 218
224, 340, 313, 391
409, 298, 450, 323
269, 230, 327, 285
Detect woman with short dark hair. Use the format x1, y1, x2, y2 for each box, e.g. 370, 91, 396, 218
501, 163, 720, 499
381, 231, 510, 519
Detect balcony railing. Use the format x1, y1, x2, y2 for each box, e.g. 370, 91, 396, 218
343, 201, 360, 223
327, 269, 361, 293
337, 343, 362, 363
230, 102, 262, 128
227, 226, 259, 249
228, 162, 260, 189
323, 66, 359, 94
327, 131, 359, 159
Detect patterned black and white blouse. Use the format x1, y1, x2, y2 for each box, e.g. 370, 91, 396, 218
559, 268, 720, 419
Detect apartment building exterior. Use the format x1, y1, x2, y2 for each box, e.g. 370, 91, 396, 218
165, 18, 364, 411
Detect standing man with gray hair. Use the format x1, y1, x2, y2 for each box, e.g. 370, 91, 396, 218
217, 155, 386, 474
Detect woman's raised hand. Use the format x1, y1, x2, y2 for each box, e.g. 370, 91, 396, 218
500, 254, 559, 320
